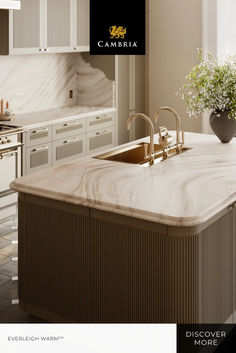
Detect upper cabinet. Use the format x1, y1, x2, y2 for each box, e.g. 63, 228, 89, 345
75, 0, 89, 52
13, 0, 42, 53
46, 0, 73, 52
0, 0, 89, 55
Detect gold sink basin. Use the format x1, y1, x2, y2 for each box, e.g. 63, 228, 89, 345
94, 142, 191, 165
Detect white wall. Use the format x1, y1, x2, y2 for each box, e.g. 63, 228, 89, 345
216, 0, 236, 57
148, 0, 202, 133
202, 0, 236, 132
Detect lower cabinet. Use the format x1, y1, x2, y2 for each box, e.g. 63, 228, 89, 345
87, 127, 115, 155
24, 110, 116, 175
26, 143, 52, 174
53, 135, 85, 165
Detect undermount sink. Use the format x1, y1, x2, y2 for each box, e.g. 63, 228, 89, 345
94, 142, 191, 166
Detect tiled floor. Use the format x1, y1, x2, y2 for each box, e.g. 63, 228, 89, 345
0, 213, 28, 323
0, 304, 29, 323
0, 215, 47, 323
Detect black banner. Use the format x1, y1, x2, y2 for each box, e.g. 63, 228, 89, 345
90, 0, 146, 55
177, 324, 236, 353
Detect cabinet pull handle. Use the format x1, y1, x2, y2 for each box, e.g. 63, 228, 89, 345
63, 138, 79, 144
32, 146, 48, 152
96, 130, 107, 136
63, 121, 80, 127
31, 128, 48, 135
95, 115, 107, 120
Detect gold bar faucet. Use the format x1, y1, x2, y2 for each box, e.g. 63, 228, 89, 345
126, 113, 155, 165
153, 106, 181, 146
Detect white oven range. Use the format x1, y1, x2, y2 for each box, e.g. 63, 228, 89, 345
0, 124, 23, 221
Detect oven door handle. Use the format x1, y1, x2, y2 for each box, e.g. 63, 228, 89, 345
0, 151, 17, 159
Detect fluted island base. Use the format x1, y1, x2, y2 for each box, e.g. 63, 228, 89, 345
18, 193, 236, 323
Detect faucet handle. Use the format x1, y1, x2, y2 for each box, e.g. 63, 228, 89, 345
158, 126, 173, 147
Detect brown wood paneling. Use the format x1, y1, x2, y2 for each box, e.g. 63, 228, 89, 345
0, 11, 9, 55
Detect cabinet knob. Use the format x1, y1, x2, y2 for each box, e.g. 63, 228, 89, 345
44, 48, 49, 52
38, 48, 42, 52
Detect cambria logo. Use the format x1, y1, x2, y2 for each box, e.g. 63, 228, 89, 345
90, 0, 145, 55
97, 25, 138, 48
109, 26, 127, 39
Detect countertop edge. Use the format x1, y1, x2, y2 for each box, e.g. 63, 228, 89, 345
2, 106, 116, 130
10, 179, 236, 228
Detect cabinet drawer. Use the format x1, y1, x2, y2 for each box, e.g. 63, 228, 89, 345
26, 143, 52, 174
26, 125, 52, 147
87, 127, 115, 154
53, 118, 85, 140
87, 112, 115, 132
53, 136, 85, 165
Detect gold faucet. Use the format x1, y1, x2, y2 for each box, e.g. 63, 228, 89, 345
154, 106, 181, 146
126, 113, 155, 165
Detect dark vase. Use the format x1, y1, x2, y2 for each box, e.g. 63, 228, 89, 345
209, 110, 236, 143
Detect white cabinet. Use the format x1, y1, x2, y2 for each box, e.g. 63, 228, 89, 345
74, 0, 89, 52
26, 125, 52, 147
0, 0, 43, 54
87, 112, 116, 132
0, 0, 89, 55
26, 143, 52, 174
87, 127, 115, 155
53, 135, 85, 165
12, 0, 43, 54
53, 117, 85, 140
46, 0, 74, 53
23, 109, 116, 175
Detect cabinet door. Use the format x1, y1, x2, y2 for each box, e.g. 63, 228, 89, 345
87, 127, 115, 155
74, 0, 89, 52
53, 117, 85, 141
26, 143, 52, 174
87, 112, 115, 132
53, 136, 85, 165
10, 0, 44, 54
46, 0, 73, 52
26, 125, 52, 147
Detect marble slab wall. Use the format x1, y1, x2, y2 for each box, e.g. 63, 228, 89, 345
76, 55, 114, 107
0, 53, 114, 116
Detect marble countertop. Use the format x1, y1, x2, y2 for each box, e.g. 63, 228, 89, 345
1, 105, 116, 130
11, 132, 236, 227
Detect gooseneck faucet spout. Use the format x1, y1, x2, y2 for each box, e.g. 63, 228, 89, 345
153, 106, 181, 145
126, 113, 155, 165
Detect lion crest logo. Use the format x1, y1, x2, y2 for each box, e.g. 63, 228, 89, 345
109, 26, 127, 39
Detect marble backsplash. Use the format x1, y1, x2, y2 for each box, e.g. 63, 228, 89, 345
0, 53, 114, 116
76, 55, 114, 107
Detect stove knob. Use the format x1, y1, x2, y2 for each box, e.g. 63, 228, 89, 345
1, 140, 6, 144
7, 139, 12, 143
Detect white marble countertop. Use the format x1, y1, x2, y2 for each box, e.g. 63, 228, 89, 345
11, 132, 236, 227
1, 105, 116, 130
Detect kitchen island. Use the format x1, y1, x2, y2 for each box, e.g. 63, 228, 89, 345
11, 132, 236, 323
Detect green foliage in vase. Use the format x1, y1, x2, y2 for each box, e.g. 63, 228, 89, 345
177, 50, 236, 119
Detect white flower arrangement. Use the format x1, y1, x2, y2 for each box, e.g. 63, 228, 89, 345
177, 50, 236, 119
